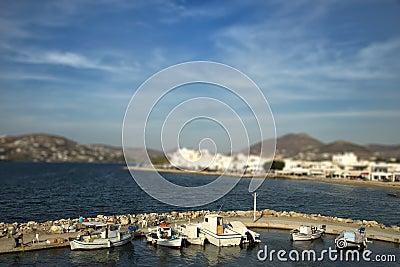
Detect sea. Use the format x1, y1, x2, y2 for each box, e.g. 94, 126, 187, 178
0, 162, 399, 266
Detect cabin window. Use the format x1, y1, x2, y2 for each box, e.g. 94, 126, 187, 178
205, 218, 208, 222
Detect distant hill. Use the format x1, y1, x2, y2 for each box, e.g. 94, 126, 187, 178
248, 133, 323, 158
275, 133, 324, 157
124, 147, 164, 165
366, 144, 400, 161
247, 133, 400, 161
318, 141, 370, 154
0, 133, 161, 163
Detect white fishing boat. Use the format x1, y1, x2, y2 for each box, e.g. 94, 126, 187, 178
70, 222, 132, 250
199, 214, 242, 247
290, 225, 326, 241
146, 222, 183, 248
335, 227, 368, 250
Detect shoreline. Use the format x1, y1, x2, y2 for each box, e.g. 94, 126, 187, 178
126, 166, 400, 191
1, 209, 399, 254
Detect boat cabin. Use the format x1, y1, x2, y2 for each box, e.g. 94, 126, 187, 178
299, 225, 312, 235
202, 214, 224, 235
81, 221, 120, 239
157, 226, 173, 239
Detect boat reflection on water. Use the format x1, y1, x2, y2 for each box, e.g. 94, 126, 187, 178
147, 243, 183, 266
290, 236, 325, 250
146, 238, 260, 266
69, 242, 134, 265
189, 245, 248, 266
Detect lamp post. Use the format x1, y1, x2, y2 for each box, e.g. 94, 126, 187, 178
253, 192, 257, 222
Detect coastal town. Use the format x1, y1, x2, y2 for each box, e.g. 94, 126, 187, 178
165, 148, 400, 183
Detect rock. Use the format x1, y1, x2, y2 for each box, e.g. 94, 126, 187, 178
7, 226, 16, 238
227, 211, 237, 217
129, 215, 136, 222
236, 211, 246, 216
27, 221, 37, 227
390, 225, 400, 232
50, 225, 64, 234
262, 209, 275, 216
119, 216, 130, 226
245, 211, 254, 217
344, 218, 354, 224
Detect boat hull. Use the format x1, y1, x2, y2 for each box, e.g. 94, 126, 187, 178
335, 238, 367, 250
200, 229, 242, 247
154, 237, 182, 248
291, 232, 322, 241
187, 237, 205, 246
70, 233, 132, 251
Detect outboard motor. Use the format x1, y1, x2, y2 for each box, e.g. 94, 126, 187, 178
246, 231, 254, 244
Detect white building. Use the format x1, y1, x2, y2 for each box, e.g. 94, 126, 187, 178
332, 152, 358, 166
168, 148, 269, 174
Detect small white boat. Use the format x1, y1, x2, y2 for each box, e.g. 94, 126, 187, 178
290, 225, 326, 241
146, 222, 183, 248
199, 214, 242, 247
70, 222, 132, 250
335, 227, 367, 250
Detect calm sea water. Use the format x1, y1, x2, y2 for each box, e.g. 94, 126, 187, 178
0, 162, 399, 266
0, 162, 398, 226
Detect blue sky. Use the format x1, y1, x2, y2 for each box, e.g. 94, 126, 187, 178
1, 0, 400, 150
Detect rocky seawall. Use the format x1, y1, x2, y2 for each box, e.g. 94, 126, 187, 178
1, 209, 399, 239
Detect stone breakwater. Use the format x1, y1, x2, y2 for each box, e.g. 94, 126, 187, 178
1, 209, 399, 239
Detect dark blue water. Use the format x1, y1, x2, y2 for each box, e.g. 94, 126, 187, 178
0, 162, 399, 226
0, 230, 398, 266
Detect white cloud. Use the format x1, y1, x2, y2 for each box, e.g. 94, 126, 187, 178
10, 50, 135, 73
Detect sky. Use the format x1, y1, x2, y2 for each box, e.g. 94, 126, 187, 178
1, 0, 400, 152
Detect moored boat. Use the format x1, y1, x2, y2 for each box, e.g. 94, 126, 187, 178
70, 222, 132, 250
290, 225, 326, 241
335, 227, 368, 250
199, 214, 242, 247
146, 222, 183, 248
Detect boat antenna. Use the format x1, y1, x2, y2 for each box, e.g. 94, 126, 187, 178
218, 203, 223, 214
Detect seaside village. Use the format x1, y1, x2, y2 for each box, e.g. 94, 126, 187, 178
167, 148, 400, 182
